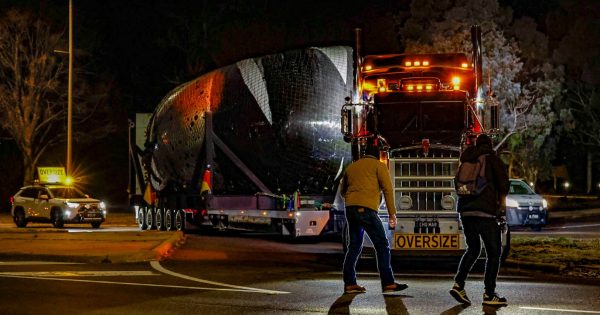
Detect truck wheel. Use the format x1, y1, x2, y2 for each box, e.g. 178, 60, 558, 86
165, 209, 174, 231
138, 207, 148, 230
145, 208, 156, 230
174, 210, 185, 231
91, 222, 102, 229
52, 209, 64, 228
13, 208, 28, 228
156, 208, 165, 231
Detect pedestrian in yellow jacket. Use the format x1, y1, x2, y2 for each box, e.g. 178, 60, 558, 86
341, 153, 407, 294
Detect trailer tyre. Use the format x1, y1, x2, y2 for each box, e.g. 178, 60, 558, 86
155, 208, 165, 231
165, 209, 174, 231
174, 210, 185, 232
138, 207, 148, 230
145, 208, 156, 230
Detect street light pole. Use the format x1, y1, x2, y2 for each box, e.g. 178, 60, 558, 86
67, 0, 73, 176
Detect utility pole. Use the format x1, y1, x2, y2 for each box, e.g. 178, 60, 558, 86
67, 0, 73, 176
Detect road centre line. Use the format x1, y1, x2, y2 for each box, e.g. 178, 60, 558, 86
0, 271, 157, 277
520, 307, 600, 314
150, 261, 289, 295
0, 274, 275, 293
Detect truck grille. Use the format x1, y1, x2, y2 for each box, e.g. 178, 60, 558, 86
391, 155, 459, 211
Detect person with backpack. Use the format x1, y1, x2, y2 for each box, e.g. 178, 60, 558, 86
450, 134, 509, 307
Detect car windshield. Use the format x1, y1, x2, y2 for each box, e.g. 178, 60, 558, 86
49, 187, 88, 199
509, 181, 536, 195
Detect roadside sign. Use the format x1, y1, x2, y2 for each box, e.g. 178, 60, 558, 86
37, 167, 66, 184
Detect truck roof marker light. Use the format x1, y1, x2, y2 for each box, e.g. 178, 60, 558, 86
425, 84, 433, 91
365, 65, 372, 71
405, 61, 412, 67
407, 85, 414, 91
416, 84, 423, 91
461, 63, 469, 68
414, 61, 421, 66
423, 61, 430, 66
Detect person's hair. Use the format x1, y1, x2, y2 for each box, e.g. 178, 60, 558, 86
476, 134, 492, 148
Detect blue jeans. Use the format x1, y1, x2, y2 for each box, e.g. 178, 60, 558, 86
343, 206, 395, 287
454, 216, 502, 294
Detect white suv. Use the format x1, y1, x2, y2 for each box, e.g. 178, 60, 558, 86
10, 184, 107, 228
505, 179, 548, 231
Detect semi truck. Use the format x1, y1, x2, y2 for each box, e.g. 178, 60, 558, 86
129, 46, 353, 238
340, 25, 510, 258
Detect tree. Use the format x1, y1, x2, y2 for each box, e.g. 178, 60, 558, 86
395, 0, 564, 184
0, 9, 114, 184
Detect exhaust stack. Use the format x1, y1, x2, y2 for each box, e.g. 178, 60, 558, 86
354, 28, 363, 103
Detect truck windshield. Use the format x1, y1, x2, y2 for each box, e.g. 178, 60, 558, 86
49, 187, 88, 199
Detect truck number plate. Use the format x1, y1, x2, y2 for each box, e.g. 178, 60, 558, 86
394, 234, 459, 250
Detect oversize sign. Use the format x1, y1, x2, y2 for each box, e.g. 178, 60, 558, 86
37, 167, 66, 184
394, 233, 460, 250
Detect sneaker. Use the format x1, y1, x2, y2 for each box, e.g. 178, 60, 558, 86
449, 283, 471, 305
482, 293, 508, 306
344, 284, 366, 294
382, 282, 408, 293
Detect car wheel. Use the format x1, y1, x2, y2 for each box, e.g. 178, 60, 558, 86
13, 208, 28, 228
138, 207, 148, 230
145, 207, 155, 230
91, 222, 102, 229
165, 209, 173, 231
52, 208, 64, 228
174, 209, 185, 231
155, 208, 165, 231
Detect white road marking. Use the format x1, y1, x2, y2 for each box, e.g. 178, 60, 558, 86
0, 261, 83, 266
0, 274, 274, 293
520, 307, 600, 314
150, 260, 289, 295
0, 271, 157, 277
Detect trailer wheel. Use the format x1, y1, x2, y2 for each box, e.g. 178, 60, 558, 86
174, 210, 185, 231
145, 208, 156, 230
138, 207, 148, 230
165, 209, 174, 231
155, 208, 165, 231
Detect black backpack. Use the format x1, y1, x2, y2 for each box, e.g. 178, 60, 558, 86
455, 154, 489, 196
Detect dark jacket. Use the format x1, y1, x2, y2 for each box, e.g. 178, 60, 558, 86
456, 144, 509, 216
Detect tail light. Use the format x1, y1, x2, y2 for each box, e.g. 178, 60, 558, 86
10, 196, 14, 205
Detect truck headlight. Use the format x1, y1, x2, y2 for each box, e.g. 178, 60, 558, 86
441, 195, 455, 210
542, 199, 548, 209
99, 202, 106, 210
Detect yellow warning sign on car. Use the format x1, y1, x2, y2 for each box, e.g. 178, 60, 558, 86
394, 233, 460, 250
37, 167, 66, 184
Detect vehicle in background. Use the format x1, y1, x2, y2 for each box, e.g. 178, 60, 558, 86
10, 167, 107, 228
505, 179, 548, 231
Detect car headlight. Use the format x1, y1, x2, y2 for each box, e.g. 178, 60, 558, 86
99, 201, 106, 210
542, 198, 548, 209
66, 202, 80, 208
505, 198, 518, 208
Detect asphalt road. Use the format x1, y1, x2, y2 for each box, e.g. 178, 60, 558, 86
0, 234, 599, 315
